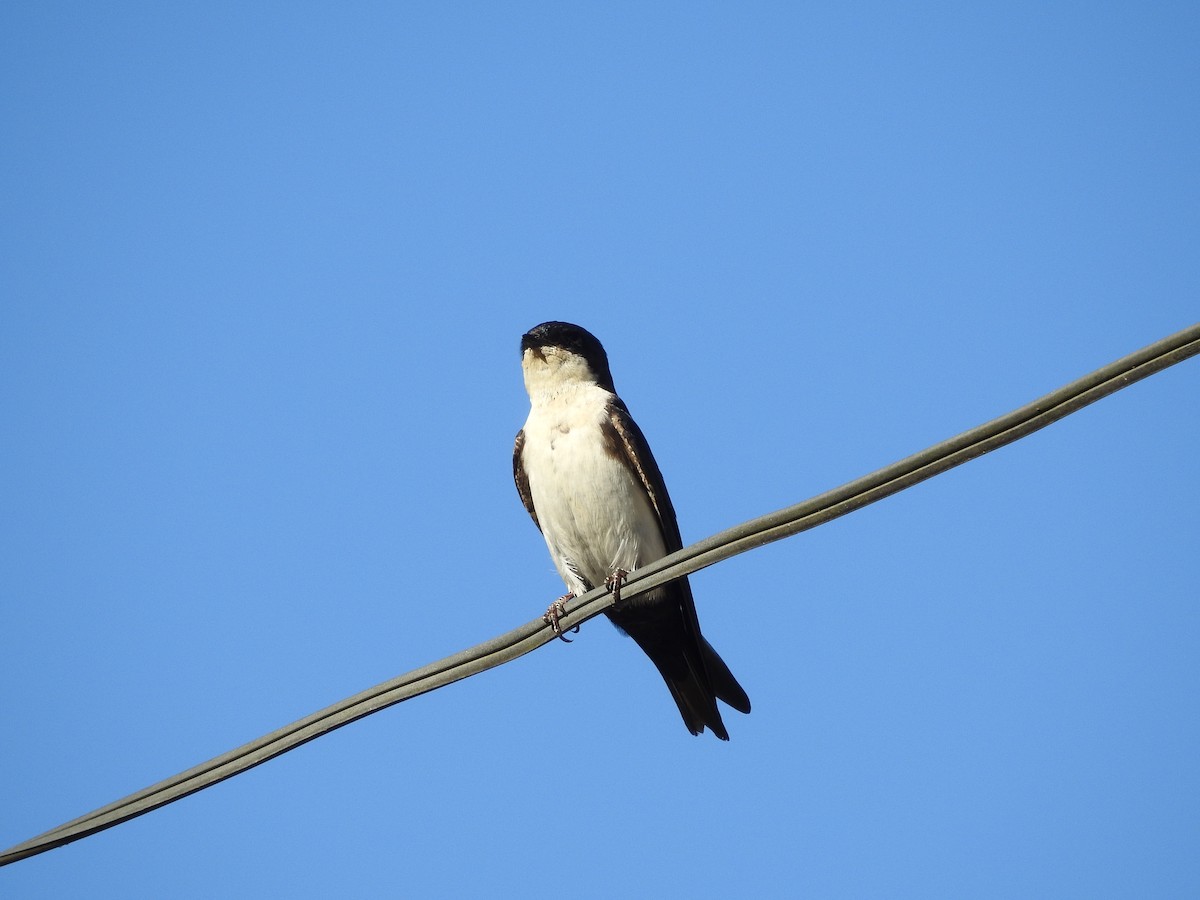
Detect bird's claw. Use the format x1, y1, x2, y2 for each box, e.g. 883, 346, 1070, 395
606, 568, 629, 605
543, 594, 579, 642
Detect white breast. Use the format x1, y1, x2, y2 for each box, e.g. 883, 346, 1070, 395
521, 383, 666, 596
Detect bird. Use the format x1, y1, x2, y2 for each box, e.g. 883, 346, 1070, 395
513, 321, 751, 739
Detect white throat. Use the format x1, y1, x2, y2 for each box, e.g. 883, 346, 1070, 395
521, 348, 603, 405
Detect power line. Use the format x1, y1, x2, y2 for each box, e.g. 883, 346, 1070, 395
3, 323, 1198, 867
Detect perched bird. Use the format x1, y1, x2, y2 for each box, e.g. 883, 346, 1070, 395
513, 321, 750, 739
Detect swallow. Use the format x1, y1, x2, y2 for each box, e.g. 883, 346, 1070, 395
513, 321, 751, 739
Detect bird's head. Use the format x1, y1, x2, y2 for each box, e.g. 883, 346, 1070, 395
520, 321, 616, 395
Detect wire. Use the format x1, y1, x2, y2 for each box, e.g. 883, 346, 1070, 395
3, 323, 1198, 867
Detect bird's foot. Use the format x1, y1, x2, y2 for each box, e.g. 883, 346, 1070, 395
543, 594, 579, 642
606, 568, 629, 605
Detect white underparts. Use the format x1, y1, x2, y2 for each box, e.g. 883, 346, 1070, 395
520, 354, 666, 599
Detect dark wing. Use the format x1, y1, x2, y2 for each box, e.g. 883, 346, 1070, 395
602, 397, 751, 735
513, 428, 539, 531
602, 398, 684, 552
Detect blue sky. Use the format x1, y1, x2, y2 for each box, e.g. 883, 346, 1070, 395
2, 3, 1197, 897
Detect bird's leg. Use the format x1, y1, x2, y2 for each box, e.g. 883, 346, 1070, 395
606, 568, 629, 605
543, 593, 579, 642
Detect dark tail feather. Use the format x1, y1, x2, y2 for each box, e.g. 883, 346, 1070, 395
608, 593, 750, 740
639, 634, 730, 739
702, 637, 751, 714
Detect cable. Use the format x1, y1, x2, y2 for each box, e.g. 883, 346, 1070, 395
3, 323, 1198, 867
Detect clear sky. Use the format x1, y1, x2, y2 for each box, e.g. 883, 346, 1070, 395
2, 3, 1197, 897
